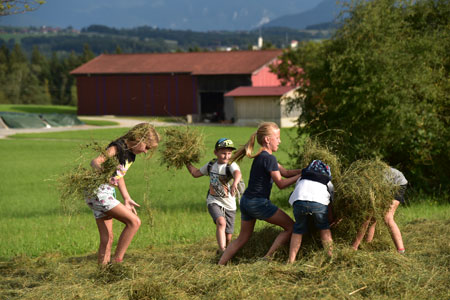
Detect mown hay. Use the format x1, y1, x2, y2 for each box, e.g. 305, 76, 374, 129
2, 218, 449, 300
57, 142, 119, 216
159, 126, 205, 170
332, 159, 398, 241
293, 138, 342, 182
290, 138, 399, 244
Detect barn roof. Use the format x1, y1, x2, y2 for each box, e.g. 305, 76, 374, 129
70, 50, 283, 76
224, 86, 296, 97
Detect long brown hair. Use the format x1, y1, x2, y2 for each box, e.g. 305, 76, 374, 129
231, 122, 279, 163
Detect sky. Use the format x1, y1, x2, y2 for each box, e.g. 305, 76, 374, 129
0, 0, 324, 31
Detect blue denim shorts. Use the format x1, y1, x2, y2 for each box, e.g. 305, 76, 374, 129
240, 195, 278, 221
292, 200, 330, 234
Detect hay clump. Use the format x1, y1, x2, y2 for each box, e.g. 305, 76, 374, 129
292, 138, 342, 182
159, 126, 205, 170
57, 142, 118, 216
332, 159, 398, 240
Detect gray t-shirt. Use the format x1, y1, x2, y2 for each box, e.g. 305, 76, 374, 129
200, 161, 240, 211
386, 167, 408, 186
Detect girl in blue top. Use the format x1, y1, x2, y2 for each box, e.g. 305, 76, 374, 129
218, 122, 301, 265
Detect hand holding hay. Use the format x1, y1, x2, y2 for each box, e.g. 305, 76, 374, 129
159, 126, 205, 169
57, 142, 119, 216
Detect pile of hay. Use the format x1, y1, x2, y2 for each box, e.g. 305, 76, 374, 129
332, 159, 398, 240
293, 138, 342, 182
58, 142, 119, 215
291, 138, 399, 244
159, 126, 205, 170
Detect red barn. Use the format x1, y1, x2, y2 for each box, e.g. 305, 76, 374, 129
70, 50, 284, 121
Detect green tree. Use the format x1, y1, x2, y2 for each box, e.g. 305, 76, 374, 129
5, 43, 28, 104
115, 45, 123, 54
0, 45, 9, 103
275, 0, 450, 192
80, 43, 95, 63
27, 46, 51, 104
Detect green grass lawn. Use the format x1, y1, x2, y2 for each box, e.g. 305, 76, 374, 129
1, 125, 447, 257
79, 119, 120, 126
0, 126, 297, 257
0, 126, 448, 299
0, 104, 78, 114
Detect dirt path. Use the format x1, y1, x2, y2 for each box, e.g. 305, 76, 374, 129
0, 116, 180, 139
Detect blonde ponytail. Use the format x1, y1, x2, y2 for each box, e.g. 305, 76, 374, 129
231, 122, 279, 163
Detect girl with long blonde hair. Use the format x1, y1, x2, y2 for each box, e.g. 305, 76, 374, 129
87, 123, 159, 265
218, 122, 301, 265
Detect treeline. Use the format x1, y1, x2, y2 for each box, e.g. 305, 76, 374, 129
0, 25, 332, 57
0, 43, 95, 105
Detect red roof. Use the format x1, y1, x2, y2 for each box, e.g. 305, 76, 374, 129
70, 50, 283, 75
224, 86, 296, 97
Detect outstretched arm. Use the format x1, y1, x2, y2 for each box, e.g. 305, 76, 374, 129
278, 164, 302, 178
185, 162, 203, 178
230, 169, 242, 196
270, 170, 301, 189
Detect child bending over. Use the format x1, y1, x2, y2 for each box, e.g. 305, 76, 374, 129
86, 123, 159, 265
288, 160, 334, 263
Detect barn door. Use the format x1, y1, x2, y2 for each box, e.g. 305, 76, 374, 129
200, 92, 224, 122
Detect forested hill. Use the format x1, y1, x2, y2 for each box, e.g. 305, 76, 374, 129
0, 24, 334, 57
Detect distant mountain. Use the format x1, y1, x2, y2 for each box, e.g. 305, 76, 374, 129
264, 0, 345, 30
0, 0, 326, 31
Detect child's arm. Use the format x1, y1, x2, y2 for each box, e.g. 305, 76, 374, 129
270, 170, 301, 189
230, 169, 242, 196
278, 164, 302, 178
185, 162, 203, 178
91, 146, 117, 171
117, 177, 140, 215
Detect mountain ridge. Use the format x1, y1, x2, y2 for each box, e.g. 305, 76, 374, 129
0, 0, 340, 31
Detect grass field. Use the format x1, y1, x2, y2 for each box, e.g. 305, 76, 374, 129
0, 104, 181, 125
0, 125, 449, 299
0, 104, 78, 114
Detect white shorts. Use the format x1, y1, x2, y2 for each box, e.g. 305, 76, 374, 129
85, 184, 121, 219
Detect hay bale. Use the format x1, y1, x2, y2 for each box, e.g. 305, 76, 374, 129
332, 159, 398, 240
57, 142, 119, 215
159, 126, 205, 170
294, 138, 342, 182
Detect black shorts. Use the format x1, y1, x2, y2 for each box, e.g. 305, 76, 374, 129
394, 184, 407, 204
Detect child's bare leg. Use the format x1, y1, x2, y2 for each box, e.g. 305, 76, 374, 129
96, 218, 114, 265
264, 209, 294, 258
218, 219, 256, 265
288, 233, 303, 263
320, 229, 333, 256
226, 233, 232, 247
352, 217, 372, 250
366, 220, 377, 242
215, 216, 227, 251
384, 200, 404, 252
105, 203, 141, 263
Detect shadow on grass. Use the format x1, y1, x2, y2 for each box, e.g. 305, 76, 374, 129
231, 225, 328, 264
